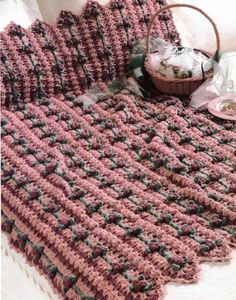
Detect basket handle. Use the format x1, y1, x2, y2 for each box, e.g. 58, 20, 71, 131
146, 3, 220, 63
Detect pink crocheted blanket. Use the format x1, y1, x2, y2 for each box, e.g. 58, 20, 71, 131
1, 1, 236, 300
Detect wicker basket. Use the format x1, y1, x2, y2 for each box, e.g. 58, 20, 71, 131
145, 3, 220, 96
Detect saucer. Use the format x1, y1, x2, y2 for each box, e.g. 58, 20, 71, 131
208, 94, 236, 121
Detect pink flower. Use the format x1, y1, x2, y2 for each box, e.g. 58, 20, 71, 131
210, 215, 224, 227
46, 264, 58, 279
179, 224, 193, 236
224, 122, 233, 130
28, 189, 41, 201
9, 25, 25, 37
92, 245, 107, 258
132, 169, 144, 179
112, 1, 125, 9
119, 188, 133, 198
127, 227, 143, 237
209, 171, 221, 181
44, 201, 58, 213
44, 163, 57, 176
29, 245, 44, 263
103, 148, 115, 158
32, 21, 45, 34
107, 213, 122, 224
131, 280, 149, 293
104, 119, 114, 129
1, 219, 14, 233
170, 254, 184, 266
73, 229, 89, 242
3, 168, 15, 178
139, 149, 150, 159
159, 212, 172, 223
62, 276, 77, 293
130, 141, 140, 150
59, 217, 74, 229
73, 157, 85, 167
111, 261, 129, 274
149, 241, 160, 253
190, 161, 202, 172
16, 177, 28, 188
229, 183, 236, 193
79, 129, 91, 139
139, 124, 149, 133
116, 158, 126, 168
136, 202, 152, 213
58, 11, 75, 27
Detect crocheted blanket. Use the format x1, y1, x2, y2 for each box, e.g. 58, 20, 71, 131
1, 1, 236, 300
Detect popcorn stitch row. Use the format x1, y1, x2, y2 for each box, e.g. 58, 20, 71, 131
1, 96, 234, 246
4, 92, 236, 231
0, 109, 230, 284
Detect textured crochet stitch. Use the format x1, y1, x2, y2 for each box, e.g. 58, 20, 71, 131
1, 1, 236, 300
